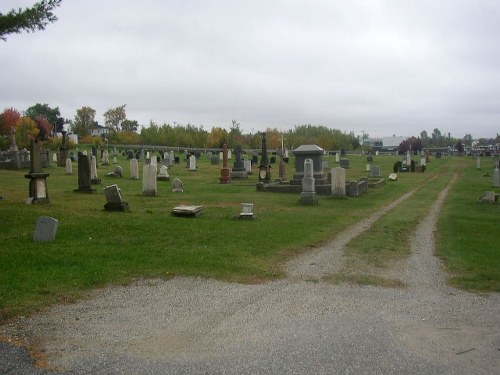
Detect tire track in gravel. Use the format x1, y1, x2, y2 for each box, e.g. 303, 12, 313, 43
285, 186, 421, 281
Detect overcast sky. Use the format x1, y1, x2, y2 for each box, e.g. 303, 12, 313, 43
1, 0, 499, 139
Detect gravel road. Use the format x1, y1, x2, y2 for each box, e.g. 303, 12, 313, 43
2, 176, 499, 374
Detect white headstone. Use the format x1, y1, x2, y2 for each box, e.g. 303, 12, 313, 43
157, 165, 169, 180
227, 150, 232, 160
102, 150, 110, 165
130, 159, 139, 180
365, 164, 371, 172
146, 151, 150, 160
112, 156, 117, 164
52, 153, 58, 163
331, 167, 346, 197
142, 164, 157, 196
150, 155, 157, 166
219, 152, 223, 160
189, 155, 196, 171
300, 159, 318, 204
493, 166, 500, 187
244, 159, 252, 173
172, 178, 184, 192
90, 155, 98, 179
335, 153, 340, 163
406, 151, 411, 167
65, 158, 73, 174
421, 158, 426, 167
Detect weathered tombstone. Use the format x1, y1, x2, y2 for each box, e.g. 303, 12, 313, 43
24, 140, 50, 203
189, 155, 197, 171
107, 165, 123, 178
130, 159, 139, 180
322, 160, 329, 171
389, 173, 398, 181
150, 155, 157, 166
476, 156, 481, 170
365, 164, 371, 172
172, 178, 184, 192
211, 155, 220, 165
278, 157, 287, 182
406, 151, 411, 167
335, 153, 340, 163
90, 155, 101, 184
75, 153, 95, 193
420, 158, 427, 167
171, 205, 203, 217
33, 216, 58, 242
52, 152, 58, 163
146, 151, 150, 160
102, 150, 110, 165
339, 158, 349, 169
142, 165, 157, 196
220, 142, 231, 184
103, 184, 129, 211
157, 165, 170, 181
371, 166, 381, 177
227, 150, 232, 160
244, 159, 252, 174
8, 127, 19, 152
478, 191, 498, 203
300, 159, 318, 205
331, 167, 346, 197
493, 166, 500, 187
239, 203, 255, 219
348, 179, 359, 197
65, 158, 73, 175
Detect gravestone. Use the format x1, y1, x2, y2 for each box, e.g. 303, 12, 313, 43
90, 155, 101, 184
476, 156, 481, 170
239, 203, 255, 219
365, 164, 371, 172
227, 150, 232, 160
189, 155, 197, 171
389, 173, 398, 181
75, 153, 95, 193
231, 145, 247, 179
211, 155, 220, 165
300, 159, 318, 205
371, 166, 381, 177
331, 167, 346, 197
322, 160, 329, 171
172, 178, 184, 192
8, 127, 19, 152
142, 164, 157, 196
65, 158, 73, 175
157, 165, 170, 181
52, 152, 58, 163
107, 165, 123, 178
146, 151, 150, 160
278, 157, 287, 182
493, 166, 500, 187
258, 133, 271, 183
130, 159, 139, 180
58, 132, 69, 167
33, 216, 58, 242
150, 155, 157, 166
335, 153, 340, 163
102, 150, 110, 165
339, 158, 349, 169
406, 151, 411, 167
24, 140, 50, 203
244, 159, 252, 174
103, 184, 129, 211
220, 142, 231, 184
172, 205, 203, 217
420, 158, 426, 167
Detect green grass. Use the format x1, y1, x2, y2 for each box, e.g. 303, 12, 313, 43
0, 151, 498, 322
436, 157, 500, 292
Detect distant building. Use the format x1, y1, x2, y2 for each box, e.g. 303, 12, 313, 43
91, 125, 110, 137
362, 136, 408, 152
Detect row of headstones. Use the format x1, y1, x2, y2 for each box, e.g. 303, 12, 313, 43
300, 159, 371, 204
75, 153, 183, 196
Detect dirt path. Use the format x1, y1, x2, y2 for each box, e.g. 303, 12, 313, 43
1, 175, 499, 375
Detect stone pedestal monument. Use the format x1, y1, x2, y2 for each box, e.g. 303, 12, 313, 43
220, 141, 231, 184
230, 144, 247, 179
258, 132, 271, 183
24, 140, 50, 204
300, 159, 318, 205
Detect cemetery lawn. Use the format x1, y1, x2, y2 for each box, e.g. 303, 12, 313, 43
0, 152, 498, 322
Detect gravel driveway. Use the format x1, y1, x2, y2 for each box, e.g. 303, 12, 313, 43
2, 177, 499, 374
